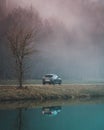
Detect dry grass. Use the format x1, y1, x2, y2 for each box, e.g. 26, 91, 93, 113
0, 84, 104, 102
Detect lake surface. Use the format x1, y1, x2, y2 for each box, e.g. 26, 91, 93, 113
0, 103, 104, 130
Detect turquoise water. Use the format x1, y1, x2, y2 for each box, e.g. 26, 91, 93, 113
0, 104, 104, 130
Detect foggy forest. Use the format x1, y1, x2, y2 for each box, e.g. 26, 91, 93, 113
0, 0, 104, 82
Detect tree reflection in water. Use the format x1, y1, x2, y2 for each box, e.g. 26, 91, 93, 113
15, 108, 25, 130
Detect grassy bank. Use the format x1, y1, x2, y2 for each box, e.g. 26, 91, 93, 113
1, 80, 104, 85
0, 85, 104, 102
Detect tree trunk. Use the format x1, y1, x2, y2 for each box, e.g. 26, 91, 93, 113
18, 62, 23, 88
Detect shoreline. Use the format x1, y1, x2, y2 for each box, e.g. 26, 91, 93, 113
1, 97, 104, 110
0, 84, 104, 109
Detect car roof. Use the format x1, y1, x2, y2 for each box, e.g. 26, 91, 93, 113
45, 74, 57, 76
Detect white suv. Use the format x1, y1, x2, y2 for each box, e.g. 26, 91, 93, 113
42, 74, 62, 85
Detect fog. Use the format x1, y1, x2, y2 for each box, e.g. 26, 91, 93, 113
1, 0, 104, 81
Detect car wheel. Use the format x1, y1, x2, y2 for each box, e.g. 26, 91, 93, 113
43, 82, 45, 85
52, 81, 55, 85
59, 81, 62, 85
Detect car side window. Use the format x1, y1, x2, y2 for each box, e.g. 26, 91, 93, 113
54, 75, 58, 78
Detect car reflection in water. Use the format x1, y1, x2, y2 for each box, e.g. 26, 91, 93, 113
42, 106, 62, 116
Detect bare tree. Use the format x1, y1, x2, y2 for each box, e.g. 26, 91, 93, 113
6, 7, 41, 88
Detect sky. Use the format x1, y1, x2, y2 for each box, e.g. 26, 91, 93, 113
11, 0, 91, 27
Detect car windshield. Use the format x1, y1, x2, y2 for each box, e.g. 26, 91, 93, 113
45, 75, 53, 78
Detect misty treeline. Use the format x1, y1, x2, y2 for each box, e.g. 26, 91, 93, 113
0, 4, 55, 85
0, 0, 104, 82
